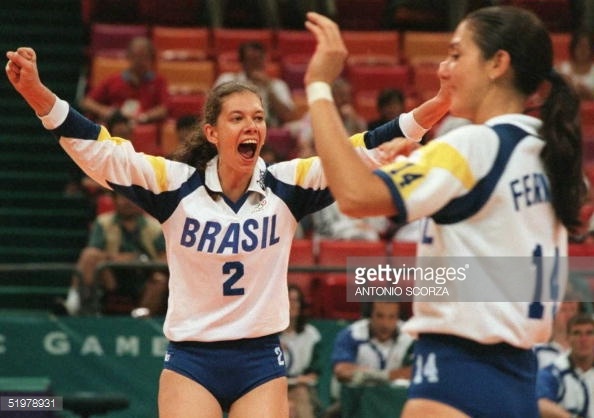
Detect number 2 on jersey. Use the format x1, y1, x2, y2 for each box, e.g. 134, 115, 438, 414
223, 261, 245, 296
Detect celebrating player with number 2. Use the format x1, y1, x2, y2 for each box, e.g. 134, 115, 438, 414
304, 6, 586, 418
6, 32, 453, 415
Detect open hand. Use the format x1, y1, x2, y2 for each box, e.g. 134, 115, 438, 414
304, 12, 348, 86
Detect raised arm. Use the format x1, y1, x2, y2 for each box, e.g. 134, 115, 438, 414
303, 13, 404, 217
6, 48, 56, 117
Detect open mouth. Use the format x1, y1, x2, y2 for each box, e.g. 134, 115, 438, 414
238, 141, 257, 159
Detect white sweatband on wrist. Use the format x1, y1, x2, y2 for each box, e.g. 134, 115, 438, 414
399, 111, 428, 142
37, 96, 69, 130
306, 81, 334, 105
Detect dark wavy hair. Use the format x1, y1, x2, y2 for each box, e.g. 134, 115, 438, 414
288, 284, 309, 333
170, 81, 262, 170
466, 6, 586, 233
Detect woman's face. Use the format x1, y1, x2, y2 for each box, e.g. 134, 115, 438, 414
439, 20, 492, 122
205, 90, 267, 174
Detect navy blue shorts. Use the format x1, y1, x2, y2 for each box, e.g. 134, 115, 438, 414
163, 334, 287, 411
408, 334, 538, 418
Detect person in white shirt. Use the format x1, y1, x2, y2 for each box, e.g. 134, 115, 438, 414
537, 313, 594, 418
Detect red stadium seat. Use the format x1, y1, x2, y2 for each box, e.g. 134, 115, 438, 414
316, 274, 361, 320
167, 93, 206, 119
342, 30, 401, 65
402, 31, 451, 66
353, 90, 380, 123
581, 100, 594, 142
280, 53, 309, 91
88, 23, 150, 58
412, 61, 441, 102
391, 241, 417, 257
550, 32, 571, 64
275, 30, 316, 57
288, 239, 318, 306
315, 240, 387, 317
215, 51, 280, 79
152, 26, 210, 61
132, 123, 162, 155
318, 240, 388, 267
347, 64, 412, 97
211, 28, 274, 57
157, 59, 216, 94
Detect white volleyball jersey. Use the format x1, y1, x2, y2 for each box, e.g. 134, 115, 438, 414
280, 324, 322, 377
45, 103, 402, 342
537, 354, 594, 418
375, 114, 568, 348
331, 319, 414, 370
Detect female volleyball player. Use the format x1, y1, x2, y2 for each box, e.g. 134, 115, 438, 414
6, 45, 450, 417
304, 7, 585, 418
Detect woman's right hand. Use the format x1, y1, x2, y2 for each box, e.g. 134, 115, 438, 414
304, 12, 348, 87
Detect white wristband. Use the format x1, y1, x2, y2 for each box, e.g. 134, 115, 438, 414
399, 111, 428, 143
306, 81, 334, 105
37, 95, 69, 130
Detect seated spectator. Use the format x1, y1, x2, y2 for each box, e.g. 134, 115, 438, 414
367, 88, 405, 130
534, 293, 582, 369
213, 41, 295, 127
536, 313, 594, 418
287, 77, 366, 158
281, 284, 323, 418
311, 201, 390, 241
324, 302, 413, 418
556, 30, 594, 101
63, 192, 168, 317
81, 36, 169, 125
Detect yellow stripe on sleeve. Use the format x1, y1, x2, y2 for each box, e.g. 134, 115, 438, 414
97, 126, 130, 145
295, 157, 316, 187
379, 141, 475, 199
349, 132, 366, 148
419, 141, 475, 189
145, 155, 168, 193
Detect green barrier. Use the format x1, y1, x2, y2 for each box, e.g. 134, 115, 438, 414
0, 312, 348, 417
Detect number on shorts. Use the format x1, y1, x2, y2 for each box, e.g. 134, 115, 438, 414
412, 353, 439, 384
222, 261, 245, 296
275, 346, 285, 366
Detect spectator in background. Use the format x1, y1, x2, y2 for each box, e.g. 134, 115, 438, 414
368, 88, 405, 130
288, 77, 366, 158
534, 294, 582, 369
556, 30, 594, 101
81, 36, 169, 125
536, 313, 594, 418
324, 302, 413, 418
214, 41, 295, 127
311, 201, 390, 241
63, 192, 168, 317
281, 284, 323, 418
